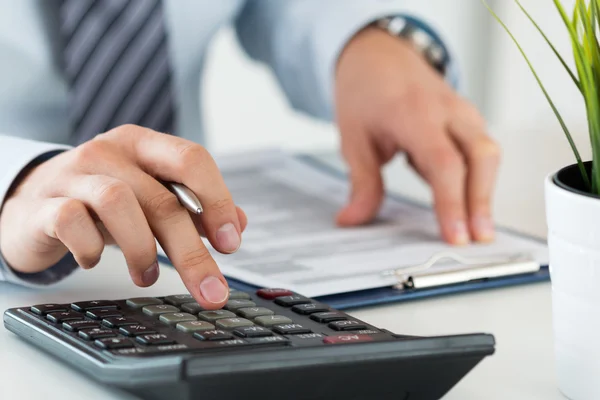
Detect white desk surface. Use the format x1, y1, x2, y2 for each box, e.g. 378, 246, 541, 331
0, 154, 564, 400
0, 248, 561, 400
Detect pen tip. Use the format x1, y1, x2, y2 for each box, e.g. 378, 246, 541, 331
196, 208, 203, 215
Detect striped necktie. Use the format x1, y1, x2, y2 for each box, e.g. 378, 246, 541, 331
58, 0, 176, 145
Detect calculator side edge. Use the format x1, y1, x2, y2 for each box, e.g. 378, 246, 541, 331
3, 308, 183, 387
183, 333, 496, 378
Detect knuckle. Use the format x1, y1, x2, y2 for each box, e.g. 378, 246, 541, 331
55, 199, 88, 234
125, 244, 156, 269
207, 198, 233, 216
72, 140, 110, 166
178, 247, 214, 273
177, 143, 208, 164
94, 179, 132, 210
110, 123, 143, 138
431, 146, 466, 175
145, 191, 183, 220
472, 138, 501, 165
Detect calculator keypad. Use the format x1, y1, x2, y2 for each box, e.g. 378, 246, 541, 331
21, 288, 388, 358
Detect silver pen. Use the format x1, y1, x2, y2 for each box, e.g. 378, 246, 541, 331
165, 182, 203, 215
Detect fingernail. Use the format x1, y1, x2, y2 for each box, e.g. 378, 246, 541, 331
200, 276, 229, 304
451, 221, 470, 245
216, 223, 241, 253
142, 261, 159, 285
473, 216, 495, 241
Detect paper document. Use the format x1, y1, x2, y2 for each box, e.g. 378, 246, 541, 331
159, 150, 548, 297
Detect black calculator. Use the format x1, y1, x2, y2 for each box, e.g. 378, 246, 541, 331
3, 288, 495, 400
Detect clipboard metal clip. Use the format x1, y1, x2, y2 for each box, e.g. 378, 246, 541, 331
381, 251, 541, 290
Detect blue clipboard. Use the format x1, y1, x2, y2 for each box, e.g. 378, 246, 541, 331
158, 153, 550, 311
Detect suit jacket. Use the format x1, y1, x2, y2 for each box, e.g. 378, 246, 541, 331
0, 0, 453, 286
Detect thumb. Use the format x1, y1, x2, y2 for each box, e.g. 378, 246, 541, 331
336, 133, 384, 227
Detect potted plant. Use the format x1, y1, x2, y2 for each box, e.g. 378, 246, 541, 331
484, 1, 600, 399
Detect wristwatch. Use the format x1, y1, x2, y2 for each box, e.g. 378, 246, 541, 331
373, 16, 449, 76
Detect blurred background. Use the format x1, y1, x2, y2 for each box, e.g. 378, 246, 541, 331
201, 0, 588, 240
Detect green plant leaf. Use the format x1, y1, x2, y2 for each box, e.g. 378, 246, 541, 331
482, 0, 591, 190
515, 0, 582, 93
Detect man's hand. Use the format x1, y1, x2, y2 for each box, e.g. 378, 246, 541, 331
0, 125, 247, 309
335, 27, 500, 245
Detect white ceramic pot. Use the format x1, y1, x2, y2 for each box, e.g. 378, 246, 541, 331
545, 162, 600, 400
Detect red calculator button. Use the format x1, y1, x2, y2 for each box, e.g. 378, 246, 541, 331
323, 335, 374, 345
257, 288, 294, 300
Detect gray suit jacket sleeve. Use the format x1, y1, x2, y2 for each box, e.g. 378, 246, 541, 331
234, 0, 457, 122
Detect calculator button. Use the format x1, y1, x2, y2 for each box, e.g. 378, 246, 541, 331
215, 318, 254, 329
180, 302, 204, 315
198, 310, 236, 322
254, 315, 293, 327
246, 336, 290, 345
119, 324, 156, 336
71, 300, 118, 312
272, 324, 312, 335
78, 328, 116, 341
159, 312, 197, 326
193, 330, 234, 341
85, 309, 123, 320
30, 304, 68, 316
323, 334, 374, 345
291, 303, 329, 315
47, 311, 84, 324
136, 333, 176, 346
310, 312, 347, 323
257, 288, 294, 300
164, 294, 195, 306
176, 321, 215, 333
233, 326, 273, 338
95, 337, 135, 350
213, 339, 247, 347
112, 344, 189, 356
142, 305, 179, 317
228, 291, 251, 300
328, 320, 367, 331
294, 333, 326, 341
126, 297, 163, 308
237, 307, 275, 319
224, 300, 256, 311
101, 317, 138, 328
274, 295, 311, 307
63, 320, 100, 332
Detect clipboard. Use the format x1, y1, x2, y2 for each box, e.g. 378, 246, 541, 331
157, 152, 550, 311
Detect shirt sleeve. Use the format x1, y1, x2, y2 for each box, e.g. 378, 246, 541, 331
234, 0, 458, 122
0, 134, 79, 287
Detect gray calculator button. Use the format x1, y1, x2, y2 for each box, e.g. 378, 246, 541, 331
164, 294, 195, 306
254, 315, 293, 327
159, 312, 197, 326
180, 302, 204, 315
215, 318, 254, 329
237, 307, 275, 318
224, 300, 256, 310
228, 291, 251, 300
176, 321, 215, 333
198, 310, 236, 322
126, 297, 163, 308
142, 304, 179, 317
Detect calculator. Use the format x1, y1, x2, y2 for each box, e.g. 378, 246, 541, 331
3, 288, 495, 400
